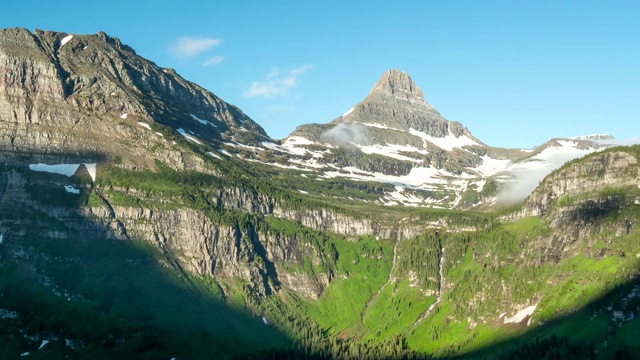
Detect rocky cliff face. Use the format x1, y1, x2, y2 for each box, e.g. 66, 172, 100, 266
332, 69, 468, 138
288, 69, 478, 150
0, 28, 269, 171
514, 149, 640, 220
2, 27, 640, 359
503, 148, 640, 266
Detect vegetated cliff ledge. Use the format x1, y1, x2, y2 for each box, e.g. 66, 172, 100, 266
513, 148, 640, 221
503, 147, 640, 264
85, 175, 487, 300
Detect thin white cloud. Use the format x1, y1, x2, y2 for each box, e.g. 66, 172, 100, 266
169, 36, 222, 59
322, 123, 369, 147
496, 136, 640, 204
244, 65, 313, 98
202, 55, 225, 66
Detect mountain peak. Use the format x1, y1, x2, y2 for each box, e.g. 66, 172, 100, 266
368, 69, 431, 106
331, 69, 443, 132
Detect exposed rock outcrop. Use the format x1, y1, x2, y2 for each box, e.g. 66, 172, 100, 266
0, 28, 269, 171
514, 150, 640, 220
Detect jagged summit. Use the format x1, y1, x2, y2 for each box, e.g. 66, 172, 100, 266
368, 69, 428, 105
364, 69, 438, 115
330, 69, 461, 139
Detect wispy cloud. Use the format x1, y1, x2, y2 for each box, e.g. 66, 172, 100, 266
169, 36, 222, 59
244, 65, 313, 98
202, 55, 225, 66
496, 153, 585, 204
322, 123, 369, 147
495, 136, 640, 204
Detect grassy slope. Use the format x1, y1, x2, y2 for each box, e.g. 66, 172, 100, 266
3, 145, 640, 359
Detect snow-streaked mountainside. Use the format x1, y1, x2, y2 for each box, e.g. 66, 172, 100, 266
226, 70, 612, 208
0, 28, 270, 172
4, 28, 640, 359
0, 27, 618, 209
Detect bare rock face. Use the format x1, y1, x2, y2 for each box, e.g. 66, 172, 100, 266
515, 150, 640, 220
289, 69, 475, 143
367, 69, 433, 111
0, 28, 269, 170
506, 148, 640, 265
278, 69, 496, 207
338, 69, 457, 136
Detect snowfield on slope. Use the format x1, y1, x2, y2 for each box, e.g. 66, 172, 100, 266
409, 128, 478, 151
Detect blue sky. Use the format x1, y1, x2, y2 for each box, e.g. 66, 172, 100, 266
4, 1, 639, 148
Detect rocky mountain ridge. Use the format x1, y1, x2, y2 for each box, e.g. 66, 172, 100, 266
0, 28, 621, 210
0, 27, 268, 171
253, 70, 614, 209
1, 27, 639, 359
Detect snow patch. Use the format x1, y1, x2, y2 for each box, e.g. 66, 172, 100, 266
381, 186, 424, 206
278, 137, 338, 157
342, 107, 355, 117
223, 142, 263, 152
360, 122, 400, 131
60, 34, 73, 46
64, 185, 80, 194
322, 165, 465, 189
38, 340, 49, 350
190, 114, 208, 125
138, 122, 151, 130
120, 113, 128, 119
410, 128, 478, 151
472, 156, 511, 177
285, 136, 314, 145
358, 143, 427, 162
557, 140, 578, 148
207, 151, 221, 159
288, 158, 326, 169
177, 128, 203, 145
280, 136, 315, 155
504, 305, 536, 324
471, 179, 487, 192
261, 141, 283, 152
20, 352, 29, 357
218, 149, 232, 157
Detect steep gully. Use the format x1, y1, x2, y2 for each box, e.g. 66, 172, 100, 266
364, 236, 401, 310
414, 243, 445, 326
360, 231, 446, 325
